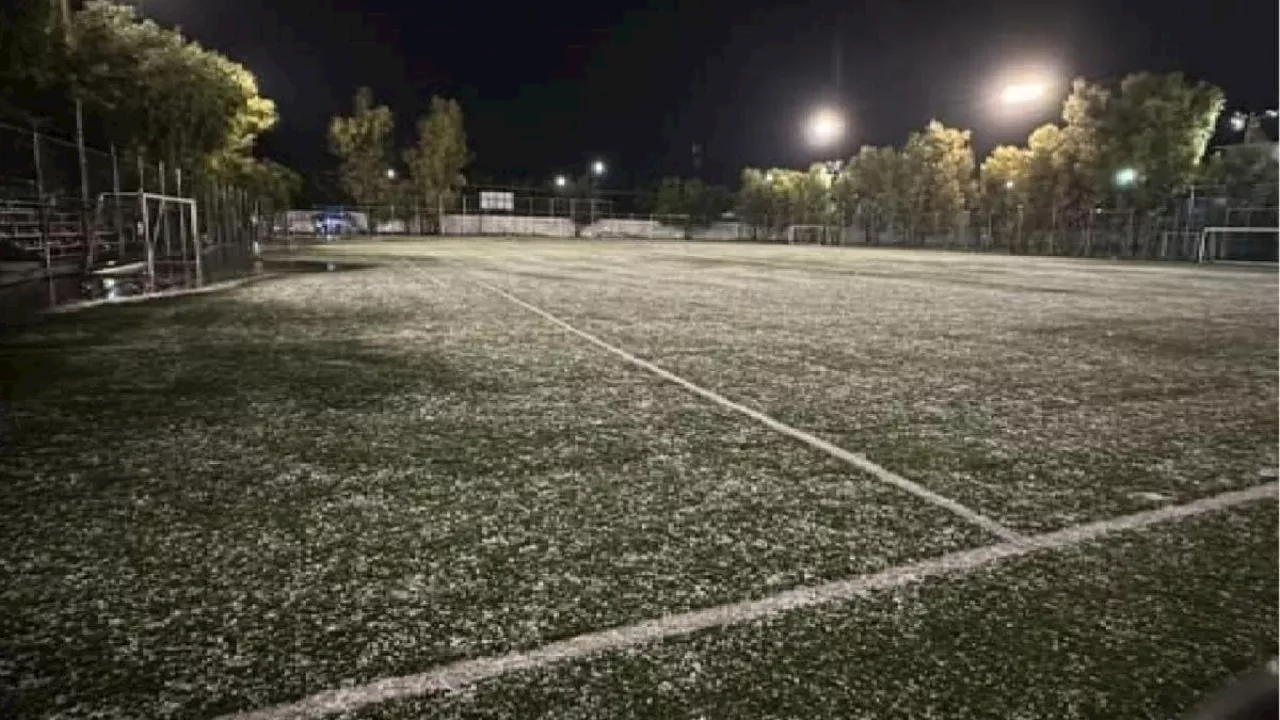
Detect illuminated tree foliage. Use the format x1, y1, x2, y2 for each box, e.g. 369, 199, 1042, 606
403, 95, 470, 210
328, 87, 395, 207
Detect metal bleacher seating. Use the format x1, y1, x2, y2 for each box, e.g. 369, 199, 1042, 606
0, 201, 114, 262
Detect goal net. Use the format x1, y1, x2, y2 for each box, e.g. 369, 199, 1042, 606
96, 191, 201, 288
1196, 226, 1279, 263
786, 224, 837, 245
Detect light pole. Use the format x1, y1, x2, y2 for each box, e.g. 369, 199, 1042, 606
552, 175, 569, 216
588, 160, 606, 224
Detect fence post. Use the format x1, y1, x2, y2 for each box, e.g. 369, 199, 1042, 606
140, 182, 154, 292
1015, 205, 1024, 255
110, 144, 122, 258
191, 188, 203, 287
31, 127, 55, 306
1126, 209, 1135, 258
176, 167, 190, 284
158, 161, 171, 262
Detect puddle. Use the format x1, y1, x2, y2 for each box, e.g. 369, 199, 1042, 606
0, 253, 373, 320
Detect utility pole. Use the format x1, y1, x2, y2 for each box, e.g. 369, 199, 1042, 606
57, 0, 93, 268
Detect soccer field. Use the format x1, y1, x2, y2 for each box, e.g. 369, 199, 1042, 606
2, 239, 1276, 719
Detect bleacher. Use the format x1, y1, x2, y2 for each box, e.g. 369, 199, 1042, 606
0, 201, 114, 262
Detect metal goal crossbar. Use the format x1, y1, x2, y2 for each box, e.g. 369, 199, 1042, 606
1196, 226, 1279, 264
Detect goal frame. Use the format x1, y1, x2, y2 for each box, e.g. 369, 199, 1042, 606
98, 191, 201, 287
1196, 226, 1279, 264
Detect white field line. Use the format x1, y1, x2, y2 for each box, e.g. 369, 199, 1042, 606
472, 278, 1024, 543
219, 482, 1278, 720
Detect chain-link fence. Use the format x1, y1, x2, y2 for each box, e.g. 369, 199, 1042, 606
272, 187, 751, 242
1, 114, 281, 316
738, 186, 1277, 262
268, 181, 1274, 263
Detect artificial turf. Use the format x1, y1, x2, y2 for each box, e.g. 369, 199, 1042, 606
352, 503, 1278, 720
1, 239, 1275, 719
3, 263, 985, 718
440, 241, 1277, 532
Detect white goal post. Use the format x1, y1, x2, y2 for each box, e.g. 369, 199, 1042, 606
1196, 226, 1279, 264
97, 191, 201, 287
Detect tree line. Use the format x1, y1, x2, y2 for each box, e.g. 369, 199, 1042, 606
1, 0, 300, 208
326, 87, 469, 217
659, 73, 1276, 251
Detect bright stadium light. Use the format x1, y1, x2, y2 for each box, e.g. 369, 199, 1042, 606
591, 160, 606, 176
1114, 167, 1138, 187
1229, 112, 1247, 132
386, 168, 397, 180
554, 175, 568, 188
999, 81, 1048, 106
805, 107, 846, 148
1005, 180, 1015, 189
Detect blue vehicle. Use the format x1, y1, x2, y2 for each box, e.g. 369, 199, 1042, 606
314, 208, 357, 239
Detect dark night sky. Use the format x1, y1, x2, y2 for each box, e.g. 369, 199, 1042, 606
142, 0, 1278, 190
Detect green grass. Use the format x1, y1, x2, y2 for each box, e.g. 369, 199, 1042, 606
1, 239, 1276, 719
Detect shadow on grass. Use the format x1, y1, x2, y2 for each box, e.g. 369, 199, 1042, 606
1, 289, 490, 442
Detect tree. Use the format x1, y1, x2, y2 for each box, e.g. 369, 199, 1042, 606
653, 177, 734, 228
70, 2, 274, 171
1200, 140, 1279, 208
797, 164, 835, 225
900, 120, 975, 243
840, 145, 904, 244
1100, 73, 1224, 209
736, 168, 772, 235
1055, 78, 1110, 214
979, 145, 1032, 251
213, 156, 301, 208
700, 183, 734, 223
329, 87, 395, 207
0, 0, 72, 118
1053, 73, 1224, 212
653, 176, 686, 219
403, 95, 469, 212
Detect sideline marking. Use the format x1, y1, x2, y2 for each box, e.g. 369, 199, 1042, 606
219, 482, 1277, 720
475, 279, 1023, 542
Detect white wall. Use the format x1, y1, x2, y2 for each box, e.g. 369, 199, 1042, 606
583, 218, 685, 239
691, 222, 748, 241
431, 215, 751, 242
440, 214, 576, 237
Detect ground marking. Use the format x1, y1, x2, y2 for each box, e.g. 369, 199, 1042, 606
473, 278, 1023, 543
219, 482, 1277, 720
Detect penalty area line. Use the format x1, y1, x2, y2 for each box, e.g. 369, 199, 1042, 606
218, 482, 1278, 720
473, 278, 1023, 543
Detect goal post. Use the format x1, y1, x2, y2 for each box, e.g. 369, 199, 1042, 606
1196, 226, 1279, 264
97, 191, 200, 288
